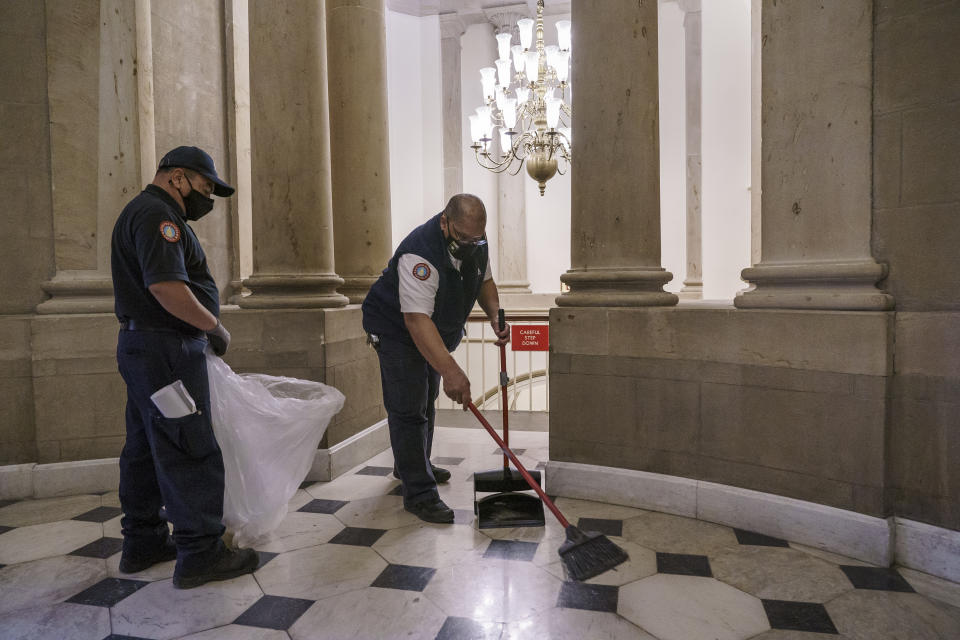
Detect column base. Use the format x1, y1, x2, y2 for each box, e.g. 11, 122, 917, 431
239, 274, 349, 309
557, 268, 679, 307
36, 274, 114, 315
735, 261, 894, 311
338, 276, 379, 305
679, 280, 703, 300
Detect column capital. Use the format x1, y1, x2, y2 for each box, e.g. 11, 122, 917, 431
439, 12, 466, 40
483, 4, 529, 35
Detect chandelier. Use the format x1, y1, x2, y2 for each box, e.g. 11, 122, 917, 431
469, 0, 571, 196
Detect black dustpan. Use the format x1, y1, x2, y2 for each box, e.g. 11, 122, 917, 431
473, 310, 546, 529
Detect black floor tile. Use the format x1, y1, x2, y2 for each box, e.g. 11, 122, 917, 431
328, 526, 387, 547
234, 594, 314, 630
483, 539, 538, 562
356, 466, 393, 477
297, 498, 348, 514
557, 581, 619, 613
103, 635, 154, 640
492, 448, 525, 456
298, 480, 315, 490
66, 577, 149, 607
0, 525, 13, 535
69, 537, 124, 559
762, 599, 839, 634
535, 461, 547, 470
387, 484, 404, 496
371, 563, 436, 592
577, 517, 623, 537
72, 506, 123, 523
734, 528, 790, 548
0, 500, 16, 509
0, 564, 5, 570
840, 565, 915, 592
434, 616, 504, 640
432, 456, 465, 466
256, 551, 279, 570
656, 552, 713, 577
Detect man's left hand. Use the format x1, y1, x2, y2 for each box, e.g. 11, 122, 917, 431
490, 318, 510, 347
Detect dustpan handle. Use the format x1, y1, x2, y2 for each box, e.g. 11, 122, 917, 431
499, 309, 509, 469
468, 401, 570, 528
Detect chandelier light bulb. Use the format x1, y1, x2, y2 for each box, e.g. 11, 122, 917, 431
480, 67, 497, 100
469, 114, 482, 144
516, 86, 531, 106
556, 20, 571, 50
496, 58, 512, 87
499, 129, 513, 157
545, 45, 560, 71
511, 45, 525, 74
524, 50, 540, 82
517, 18, 534, 50
555, 51, 570, 83
503, 98, 518, 129
495, 86, 506, 111
545, 95, 561, 129
495, 32, 512, 61
475, 106, 493, 139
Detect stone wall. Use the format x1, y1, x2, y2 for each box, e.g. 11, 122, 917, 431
872, 1, 960, 531
1, 308, 381, 465
550, 307, 892, 518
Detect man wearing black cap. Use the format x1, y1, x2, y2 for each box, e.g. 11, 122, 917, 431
110, 146, 257, 589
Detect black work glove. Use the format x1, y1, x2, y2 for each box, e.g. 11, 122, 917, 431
207, 319, 231, 356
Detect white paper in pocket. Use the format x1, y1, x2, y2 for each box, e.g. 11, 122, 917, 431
150, 379, 197, 419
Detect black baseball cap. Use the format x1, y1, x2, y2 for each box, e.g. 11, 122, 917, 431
158, 146, 235, 197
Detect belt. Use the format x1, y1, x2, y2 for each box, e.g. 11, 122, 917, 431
121, 319, 205, 339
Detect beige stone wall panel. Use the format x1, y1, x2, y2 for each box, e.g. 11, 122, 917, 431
0, 0, 55, 314
900, 102, 960, 206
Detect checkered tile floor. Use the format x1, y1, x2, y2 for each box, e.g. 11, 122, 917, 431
1, 426, 958, 639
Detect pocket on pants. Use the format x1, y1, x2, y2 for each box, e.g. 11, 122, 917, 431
153, 409, 220, 459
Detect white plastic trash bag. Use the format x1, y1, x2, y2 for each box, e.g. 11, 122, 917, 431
206, 353, 345, 547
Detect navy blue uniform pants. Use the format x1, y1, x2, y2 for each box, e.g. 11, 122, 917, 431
375, 336, 442, 507
116, 328, 225, 571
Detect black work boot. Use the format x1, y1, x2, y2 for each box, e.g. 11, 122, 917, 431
393, 465, 451, 484
172, 546, 259, 590
405, 497, 455, 524
119, 537, 177, 574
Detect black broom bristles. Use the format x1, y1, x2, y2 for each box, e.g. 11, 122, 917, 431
558, 525, 629, 581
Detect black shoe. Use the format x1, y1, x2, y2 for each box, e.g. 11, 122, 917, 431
172, 547, 259, 590
119, 538, 177, 574
405, 498, 454, 524
393, 465, 451, 484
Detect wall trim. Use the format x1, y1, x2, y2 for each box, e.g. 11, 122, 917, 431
546, 460, 959, 584
0, 420, 392, 499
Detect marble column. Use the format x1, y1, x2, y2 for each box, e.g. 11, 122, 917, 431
735, 0, 893, 310
485, 6, 532, 295
241, 0, 348, 309
679, 0, 703, 298
327, 0, 393, 304
37, 0, 156, 314
557, 0, 677, 307
224, 0, 253, 304
439, 13, 465, 199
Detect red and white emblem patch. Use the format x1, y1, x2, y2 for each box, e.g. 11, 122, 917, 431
159, 221, 181, 243
412, 262, 431, 281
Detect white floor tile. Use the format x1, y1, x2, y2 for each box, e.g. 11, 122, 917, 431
290, 586, 447, 640
0, 555, 106, 616
0, 520, 103, 565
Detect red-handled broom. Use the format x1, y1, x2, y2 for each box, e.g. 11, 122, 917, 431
466, 402, 629, 581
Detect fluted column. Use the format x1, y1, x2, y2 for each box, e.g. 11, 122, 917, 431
242, 0, 348, 309
327, 0, 393, 304
439, 13, 466, 199
735, 0, 893, 310
37, 0, 155, 314
485, 6, 532, 294
679, 0, 703, 298
557, 0, 676, 307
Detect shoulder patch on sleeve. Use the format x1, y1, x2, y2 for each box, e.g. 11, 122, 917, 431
412, 262, 431, 281
159, 221, 181, 243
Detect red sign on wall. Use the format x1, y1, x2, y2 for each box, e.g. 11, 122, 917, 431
511, 325, 549, 351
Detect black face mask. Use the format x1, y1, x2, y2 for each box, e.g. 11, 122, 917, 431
171, 174, 215, 221
447, 236, 480, 261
